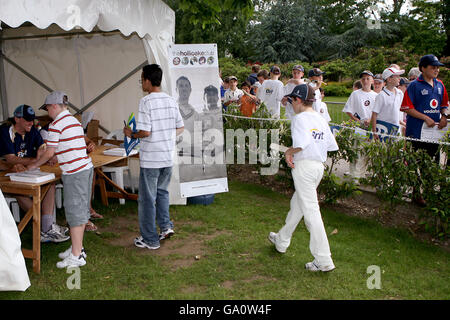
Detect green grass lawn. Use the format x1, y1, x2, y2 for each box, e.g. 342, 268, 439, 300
323, 96, 349, 124
1, 180, 449, 300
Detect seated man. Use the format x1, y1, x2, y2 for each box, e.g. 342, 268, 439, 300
0, 105, 69, 243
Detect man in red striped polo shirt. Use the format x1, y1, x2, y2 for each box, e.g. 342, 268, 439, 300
28, 91, 93, 269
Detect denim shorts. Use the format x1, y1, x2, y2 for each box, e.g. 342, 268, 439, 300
61, 167, 93, 227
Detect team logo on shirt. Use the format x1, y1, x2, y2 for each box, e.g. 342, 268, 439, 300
430, 99, 438, 109
310, 128, 324, 140
364, 100, 370, 106
265, 88, 274, 95
421, 89, 429, 95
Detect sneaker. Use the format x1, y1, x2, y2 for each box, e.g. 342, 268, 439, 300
134, 236, 160, 250
268, 232, 286, 253
56, 253, 86, 269
53, 223, 69, 235
159, 228, 174, 241
305, 261, 335, 272
41, 225, 71, 243
58, 246, 87, 260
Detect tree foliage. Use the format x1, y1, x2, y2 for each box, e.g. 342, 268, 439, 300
164, 0, 447, 63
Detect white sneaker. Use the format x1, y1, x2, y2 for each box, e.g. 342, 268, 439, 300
56, 253, 86, 268
53, 223, 69, 235
134, 236, 160, 250
268, 232, 286, 253
159, 228, 174, 241
58, 246, 87, 260
305, 261, 335, 272
41, 224, 71, 243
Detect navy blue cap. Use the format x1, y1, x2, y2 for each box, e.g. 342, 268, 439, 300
360, 70, 374, 78
308, 68, 324, 78
14, 104, 35, 121
270, 65, 281, 74
419, 54, 444, 68
285, 84, 315, 102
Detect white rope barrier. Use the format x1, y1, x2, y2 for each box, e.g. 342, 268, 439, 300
222, 113, 450, 146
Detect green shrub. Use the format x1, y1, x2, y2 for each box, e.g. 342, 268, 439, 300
323, 83, 352, 97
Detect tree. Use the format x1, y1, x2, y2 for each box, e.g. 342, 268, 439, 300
164, 0, 256, 59
249, 0, 326, 63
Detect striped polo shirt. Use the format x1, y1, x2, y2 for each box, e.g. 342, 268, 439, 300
136, 92, 184, 169
46, 110, 93, 175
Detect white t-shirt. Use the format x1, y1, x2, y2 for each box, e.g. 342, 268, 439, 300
311, 89, 331, 123
372, 87, 404, 127
257, 79, 284, 118
291, 111, 339, 163
224, 88, 244, 104
136, 92, 184, 169
342, 89, 378, 121
283, 82, 297, 120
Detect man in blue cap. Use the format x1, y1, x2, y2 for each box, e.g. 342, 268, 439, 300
0, 105, 69, 243
401, 54, 448, 206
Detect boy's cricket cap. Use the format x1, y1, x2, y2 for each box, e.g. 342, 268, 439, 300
419, 54, 444, 68
308, 68, 324, 78
382, 67, 405, 80
14, 104, 36, 121
399, 77, 410, 86
40, 91, 69, 110
373, 74, 384, 83
228, 76, 238, 81
292, 65, 304, 72
270, 65, 281, 75
359, 70, 374, 78
285, 84, 315, 102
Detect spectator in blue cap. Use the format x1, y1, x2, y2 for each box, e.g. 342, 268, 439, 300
0, 104, 69, 243
401, 54, 448, 206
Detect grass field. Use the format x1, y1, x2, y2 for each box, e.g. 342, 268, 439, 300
1, 180, 449, 300
323, 96, 349, 124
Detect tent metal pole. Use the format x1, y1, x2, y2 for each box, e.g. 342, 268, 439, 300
0, 31, 9, 121
0, 53, 111, 134
74, 61, 147, 115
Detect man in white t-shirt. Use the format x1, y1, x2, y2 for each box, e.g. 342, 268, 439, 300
257, 65, 284, 118
371, 67, 405, 140
269, 83, 339, 272
308, 68, 332, 122
124, 64, 184, 250
282, 65, 305, 119
343, 70, 378, 127
223, 76, 244, 108
342, 70, 378, 178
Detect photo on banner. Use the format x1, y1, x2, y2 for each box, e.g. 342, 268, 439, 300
168, 44, 228, 198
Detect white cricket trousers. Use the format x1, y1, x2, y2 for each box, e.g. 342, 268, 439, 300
277, 159, 334, 266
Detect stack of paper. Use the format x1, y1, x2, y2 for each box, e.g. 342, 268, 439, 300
103, 148, 138, 157
6, 170, 55, 184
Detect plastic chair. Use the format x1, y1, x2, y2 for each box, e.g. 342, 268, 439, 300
101, 129, 135, 204
5, 197, 21, 223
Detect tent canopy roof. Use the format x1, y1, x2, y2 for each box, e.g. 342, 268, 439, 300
0, 0, 175, 41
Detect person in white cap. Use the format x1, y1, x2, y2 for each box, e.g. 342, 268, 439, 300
28, 91, 93, 268
342, 70, 378, 179
257, 65, 284, 118
282, 65, 305, 119
268, 84, 338, 272
371, 66, 405, 140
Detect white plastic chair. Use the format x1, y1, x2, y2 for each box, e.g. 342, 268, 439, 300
101, 129, 135, 204
5, 196, 20, 223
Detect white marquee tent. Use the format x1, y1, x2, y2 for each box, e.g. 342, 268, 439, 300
0, 0, 175, 133
0, 0, 188, 204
